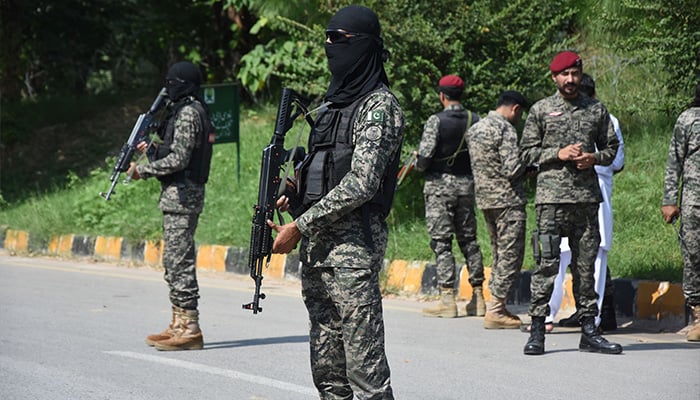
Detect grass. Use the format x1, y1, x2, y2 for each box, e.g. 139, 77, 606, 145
0, 98, 685, 282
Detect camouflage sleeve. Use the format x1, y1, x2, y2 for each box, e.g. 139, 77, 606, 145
593, 106, 619, 166
139, 105, 200, 179
296, 92, 403, 237
519, 102, 559, 166
662, 115, 687, 206
415, 114, 440, 172
500, 123, 525, 181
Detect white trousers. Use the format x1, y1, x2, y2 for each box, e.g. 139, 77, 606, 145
546, 241, 608, 327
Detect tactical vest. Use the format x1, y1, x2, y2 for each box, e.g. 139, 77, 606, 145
299, 87, 400, 218
427, 109, 475, 176
156, 100, 214, 185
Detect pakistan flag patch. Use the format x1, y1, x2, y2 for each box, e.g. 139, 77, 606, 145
368, 110, 385, 123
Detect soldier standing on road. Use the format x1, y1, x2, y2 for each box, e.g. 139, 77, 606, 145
415, 75, 485, 318
268, 5, 404, 399
128, 61, 214, 351
466, 90, 529, 329
661, 82, 700, 342
520, 51, 622, 355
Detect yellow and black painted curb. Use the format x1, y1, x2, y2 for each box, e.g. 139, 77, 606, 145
0, 226, 687, 321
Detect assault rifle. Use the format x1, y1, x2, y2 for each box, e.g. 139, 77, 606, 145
99, 88, 168, 200
243, 88, 313, 314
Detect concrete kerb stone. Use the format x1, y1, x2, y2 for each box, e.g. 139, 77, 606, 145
0, 228, 690, 326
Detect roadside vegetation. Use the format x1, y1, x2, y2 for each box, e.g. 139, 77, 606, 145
1, 0, 697, 282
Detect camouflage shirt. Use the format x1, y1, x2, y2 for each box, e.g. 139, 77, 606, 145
139, 99, 206, 214
416, 103, 478, 196
520, 92, 619, 204
296, 91, 405, 268
467, 110, 526, 209
663, 107, 700, 206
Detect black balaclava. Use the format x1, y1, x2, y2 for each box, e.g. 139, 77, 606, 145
165, 61, 202, 102
324, 5, 389, 106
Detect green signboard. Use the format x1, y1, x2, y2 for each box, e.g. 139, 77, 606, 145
201, 83, 240, 180
202, 83, 240, 144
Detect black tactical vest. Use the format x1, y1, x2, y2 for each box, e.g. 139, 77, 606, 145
427, 109, 475, 176
299, 87, 400, 218
156, 100, 214, 185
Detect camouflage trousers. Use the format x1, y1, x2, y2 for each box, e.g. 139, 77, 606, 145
425, 191, 484, 288
301, 266, 393, 400
529, 203, 600, 318
681, 204, 700, 307
162, 212, 200, 310
483, 206, 526, 299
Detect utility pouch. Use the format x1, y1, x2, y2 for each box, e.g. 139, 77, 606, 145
302, 151, 329, 204
531, 229, 540, 264
539, 233, 561, 259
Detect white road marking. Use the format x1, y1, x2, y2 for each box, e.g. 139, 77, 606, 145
105, 351, 316, 396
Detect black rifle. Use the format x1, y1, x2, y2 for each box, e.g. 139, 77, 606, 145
243, 88, 312, 314
100, 88, 168, 200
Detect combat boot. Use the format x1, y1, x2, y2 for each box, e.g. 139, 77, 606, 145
466, 286, 486, 317
579, 316, 622, 354
154, 308, 204, 351
558, 310, 580, 327
687, 305, 700, 342
599, 294, 617, 332
422, 288, 458, 318
524, 316, 546, 355
145, 305, 182, 346
484, 297, 522, 329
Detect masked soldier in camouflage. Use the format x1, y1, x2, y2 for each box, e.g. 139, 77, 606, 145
520, 51, 622, 355
661, 82, 700, 342
466, 90, 528, 329
416, 75, 485, 318
128, 61, 214, 351
268, 5, 403, 399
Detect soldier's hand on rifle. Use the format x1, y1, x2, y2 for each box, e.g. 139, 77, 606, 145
126, 163, 141, 181
267, 220, 302, 254
276, 195, 291, 213
661, 205, 680, 224
136, 140, 149, 154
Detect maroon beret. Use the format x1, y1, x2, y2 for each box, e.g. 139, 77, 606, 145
438, 75, 464, 90
550, 51, 582, 73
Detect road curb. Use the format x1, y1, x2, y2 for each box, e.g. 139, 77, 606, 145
1, 227, 687, 323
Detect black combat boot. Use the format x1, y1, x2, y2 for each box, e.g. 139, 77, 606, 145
599, 295, 617, 331
558, 311, 580, 327
579, 316, 622, 354
524, 316, 546, 355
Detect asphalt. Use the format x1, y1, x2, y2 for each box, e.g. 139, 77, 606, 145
0, 226, 692, 335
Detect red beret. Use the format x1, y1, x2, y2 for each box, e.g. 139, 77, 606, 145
550, 51, 582, 73
438, 75, 464, 90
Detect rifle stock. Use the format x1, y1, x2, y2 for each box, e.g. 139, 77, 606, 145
243, 88, 311, 314
100, 88, 167, 200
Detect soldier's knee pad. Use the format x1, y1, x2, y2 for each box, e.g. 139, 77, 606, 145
539, 234, 561, 259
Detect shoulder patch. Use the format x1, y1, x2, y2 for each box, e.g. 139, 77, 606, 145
365, 126, 382, 141
368, 110, 385, 123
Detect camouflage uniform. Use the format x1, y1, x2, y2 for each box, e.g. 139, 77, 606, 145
663, 107, 700, 307
139, 100, 206, 310
416, 104, 484, 289
520, 92, 619, 318
467, 110, 527, 299
296, 91, 403, 400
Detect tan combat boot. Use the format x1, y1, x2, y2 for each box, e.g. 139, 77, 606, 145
154, 308, 204, 351
466, 286, 486, 317
688, 305, 700, 342
145, 305, 182, 346
484, 297, 522, 329
422, 288, 458, 318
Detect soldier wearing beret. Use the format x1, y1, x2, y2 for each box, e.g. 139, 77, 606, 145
415, 74, 485, 318
520, 51, 622, 355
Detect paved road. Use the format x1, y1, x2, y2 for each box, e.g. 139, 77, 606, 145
1, 254, 698, 400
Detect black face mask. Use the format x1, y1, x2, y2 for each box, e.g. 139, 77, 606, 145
323, 6, 389, 106
165, 62, 201, 102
